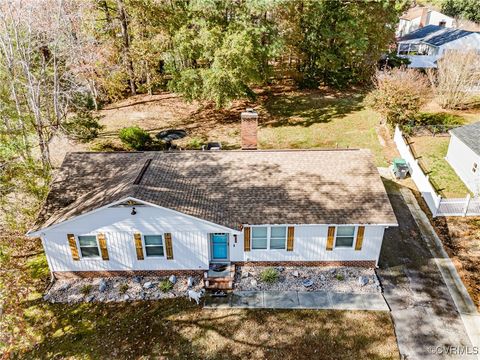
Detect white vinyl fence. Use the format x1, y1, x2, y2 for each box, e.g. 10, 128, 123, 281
394, 126, 478, 217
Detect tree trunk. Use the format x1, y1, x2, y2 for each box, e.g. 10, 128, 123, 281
116, 0, 136, 95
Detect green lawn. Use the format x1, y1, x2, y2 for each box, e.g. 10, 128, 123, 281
16, 297, 398, 359
258, 90, 389, 166
95, 87, 392, 167
410, 136, 471, 198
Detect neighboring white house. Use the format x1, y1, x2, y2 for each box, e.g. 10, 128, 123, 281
27, 145, 397, 280
397, 6, 454, 37
446, 122, 480, 195
397, 25, 480, 68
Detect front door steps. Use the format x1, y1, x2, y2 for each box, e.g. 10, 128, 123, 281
204, 263, 235, 290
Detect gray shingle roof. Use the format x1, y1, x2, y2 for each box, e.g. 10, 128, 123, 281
31, 149, 397, 232
399, 25, 477, 46
451, 122, 480, 156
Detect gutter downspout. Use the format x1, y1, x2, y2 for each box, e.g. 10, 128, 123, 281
40, 235, 55, 283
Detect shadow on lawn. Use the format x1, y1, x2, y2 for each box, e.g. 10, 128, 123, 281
22, 299, 396, 360
378, 178, 466, 318
262, 89, 365, 128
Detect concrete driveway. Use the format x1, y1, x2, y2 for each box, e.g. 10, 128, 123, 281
378, 180, 476, 359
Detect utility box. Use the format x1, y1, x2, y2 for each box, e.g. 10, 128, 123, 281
393, 158, 409, 179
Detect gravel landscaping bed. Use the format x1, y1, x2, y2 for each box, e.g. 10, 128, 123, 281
44, 275, 204, 303
235, 266, 381, 293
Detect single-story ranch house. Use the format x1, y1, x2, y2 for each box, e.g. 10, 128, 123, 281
28, 113, 397, 282
446, 122, 480, 195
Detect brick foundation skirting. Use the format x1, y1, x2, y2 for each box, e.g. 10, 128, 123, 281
53, 270, 205, 280
232, 260, 376, 268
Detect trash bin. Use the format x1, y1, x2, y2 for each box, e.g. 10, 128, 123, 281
393, 158, 409, 179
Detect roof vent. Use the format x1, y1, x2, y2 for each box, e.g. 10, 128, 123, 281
202, 142, 222, 151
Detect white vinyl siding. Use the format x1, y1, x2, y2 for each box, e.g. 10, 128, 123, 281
41, 206, 230, 272
232, 225, 388, 266
40, 203, 391, 273
446, 134, 480, 195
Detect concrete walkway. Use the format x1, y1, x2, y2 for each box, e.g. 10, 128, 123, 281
204, 290, 389, 311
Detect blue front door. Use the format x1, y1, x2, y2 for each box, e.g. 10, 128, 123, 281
211, 233, 228, 260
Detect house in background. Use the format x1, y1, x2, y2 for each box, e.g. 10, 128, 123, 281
396, 25, 480, 68
397, 6, 454, 37
27, 111, 397, 287
446, 122, 480, 195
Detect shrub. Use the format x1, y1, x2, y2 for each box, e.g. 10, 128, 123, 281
119, 126, 152, 150
429, 50, 480, 109
379, 52, 411, 69
366, 68, 431, 127
414, 112, 464, 127
63, 111, 104, 143
159, 280, 174, 293
90, 140, 128, 152
336, 274, 344, 281
119, 283, 129, 295
80, 284, 93, 295
259, 268, 279, 284
185, 137, 205, 150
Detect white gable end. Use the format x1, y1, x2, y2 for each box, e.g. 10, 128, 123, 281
40, 203, 233, 273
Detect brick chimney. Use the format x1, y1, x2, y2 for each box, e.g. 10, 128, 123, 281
419, 7, 429, 27
241, 108, 258, 150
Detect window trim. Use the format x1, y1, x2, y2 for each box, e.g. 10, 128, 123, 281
142, 234, 165, 258
251, 226, 268, 250
77, 234, 101, 259
269, 226, 287, 250
333, 226, 357, 249
250, 225, 288, 251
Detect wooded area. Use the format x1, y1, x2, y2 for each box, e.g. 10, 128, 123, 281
0, 0, 405, 229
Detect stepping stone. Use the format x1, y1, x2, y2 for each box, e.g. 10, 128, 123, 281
264, 291, 299, 308
231, 291, 264, 308
297, 291, 330, 308
329, 293, 367, 310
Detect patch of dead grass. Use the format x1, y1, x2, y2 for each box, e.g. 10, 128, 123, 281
433, 216, 480, 310
19, 299, 398, 359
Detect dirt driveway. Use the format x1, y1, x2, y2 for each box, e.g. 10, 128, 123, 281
378, 180, 475, 359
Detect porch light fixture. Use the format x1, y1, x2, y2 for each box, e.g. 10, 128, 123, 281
131, 207, 137, 215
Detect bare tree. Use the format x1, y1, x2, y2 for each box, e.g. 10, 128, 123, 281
116, 0, 136, 95
428, 50, 480, 109
0, 0, 96, 169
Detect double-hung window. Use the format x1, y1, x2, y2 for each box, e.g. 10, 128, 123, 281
334, 226, 355, 248
270, 226, 287, 250
78, 235, 100, 258
251, 226, 287, 250
144, 235, 164, 257
252, 227, 268, 249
